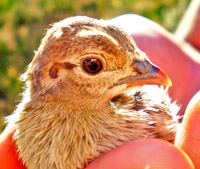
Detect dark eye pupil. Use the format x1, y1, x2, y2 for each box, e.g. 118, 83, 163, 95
83, 58, 102, 74
88, 61, 98, 70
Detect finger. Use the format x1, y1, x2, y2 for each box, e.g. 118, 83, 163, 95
85, 139, 194, 169
175, 0, 200, 50
175, 91, 200, 168
0, 124, 26, 169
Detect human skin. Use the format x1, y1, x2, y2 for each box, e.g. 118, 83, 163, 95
175, 0, 200, 50
85, 13, 200, 169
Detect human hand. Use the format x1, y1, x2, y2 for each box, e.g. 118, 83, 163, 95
175, 0, 200, 51
85, 13, 200, 169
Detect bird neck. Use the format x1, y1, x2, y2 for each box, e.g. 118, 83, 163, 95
13, 98, 114, 169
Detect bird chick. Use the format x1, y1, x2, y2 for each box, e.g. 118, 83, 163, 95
9, 16, 178, 169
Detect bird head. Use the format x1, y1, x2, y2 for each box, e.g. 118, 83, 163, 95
22, 16, 171, 111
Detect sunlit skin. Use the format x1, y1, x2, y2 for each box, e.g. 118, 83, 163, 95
175, 0, 200, 50
86, 139, 194, 169
176, 91, 200, 168
0, 125, 25, 169
86, 14, 200, 169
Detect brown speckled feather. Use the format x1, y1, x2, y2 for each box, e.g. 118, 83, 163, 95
8, 16, 179, 169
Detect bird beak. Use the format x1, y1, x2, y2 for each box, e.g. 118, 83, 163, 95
117, 60, 172, 87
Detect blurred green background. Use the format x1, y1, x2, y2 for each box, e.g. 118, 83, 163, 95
0, 0, 190, 131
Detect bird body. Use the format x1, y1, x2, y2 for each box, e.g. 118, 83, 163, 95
0, 16, 178, 169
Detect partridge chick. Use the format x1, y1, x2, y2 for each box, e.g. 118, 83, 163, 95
0, 16, 178, 169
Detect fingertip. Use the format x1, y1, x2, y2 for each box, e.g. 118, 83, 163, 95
85, 139, 194, 169
175, 91, 200, 168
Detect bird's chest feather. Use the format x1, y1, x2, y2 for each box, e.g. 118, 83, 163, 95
12, 86, 178, 169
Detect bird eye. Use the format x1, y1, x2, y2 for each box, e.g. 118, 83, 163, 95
82, 58, 102, 74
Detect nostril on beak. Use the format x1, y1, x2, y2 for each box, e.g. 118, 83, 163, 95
133, 60, 150, 74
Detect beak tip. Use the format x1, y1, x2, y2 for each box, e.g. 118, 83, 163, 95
156, 68, 172, 87
167, 79, 172, 87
